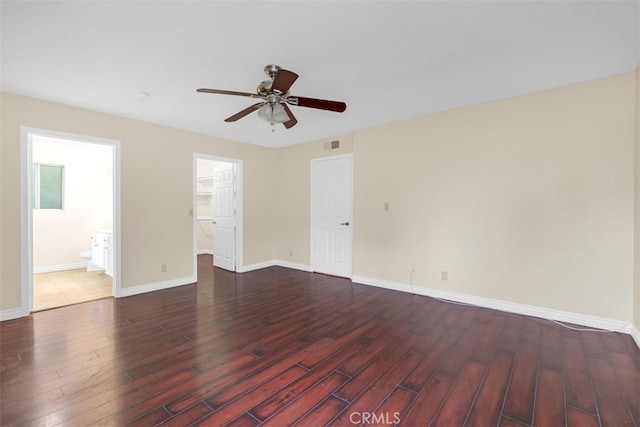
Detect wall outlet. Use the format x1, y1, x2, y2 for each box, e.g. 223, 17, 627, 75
441, 271, 448, 281
161, 264, 167, 273
289, 249, 293, 257
384, 202, 390, 211
188, 208, 194, 217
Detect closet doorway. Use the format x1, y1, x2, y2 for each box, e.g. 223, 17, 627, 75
193, 154, 243, 274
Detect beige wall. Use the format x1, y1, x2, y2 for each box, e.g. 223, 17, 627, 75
275, 135, 353, 264
32, 137, 113, 268
275, 73, 636, 322
277, 74, 640, 320
635, 66, 640, 329
1, 92, 277, 310
353, 73, 635, 321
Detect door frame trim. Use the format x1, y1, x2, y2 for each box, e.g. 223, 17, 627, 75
20, 127, 122, 313
310, 153, 354, 278
192, 153, 243, 275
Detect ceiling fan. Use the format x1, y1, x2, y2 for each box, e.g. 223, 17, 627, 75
197, 64, 346, 129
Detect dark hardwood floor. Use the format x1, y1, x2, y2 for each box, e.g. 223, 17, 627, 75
1, 255, 638, 426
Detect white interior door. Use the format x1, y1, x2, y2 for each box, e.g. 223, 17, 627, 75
311, 155, 353, 277
213, 164, 236, 271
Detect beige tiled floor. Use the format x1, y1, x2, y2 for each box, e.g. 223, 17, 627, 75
33, 269, 112, 311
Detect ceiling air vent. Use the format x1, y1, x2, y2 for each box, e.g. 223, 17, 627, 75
324, 140, 340, 150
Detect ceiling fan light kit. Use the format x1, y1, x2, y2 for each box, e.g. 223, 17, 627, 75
197, 64, 346, 129
257, 102, 289, 124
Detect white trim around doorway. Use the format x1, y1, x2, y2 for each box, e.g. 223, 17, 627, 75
20, 127, 122, 316
192, 153, 243, 278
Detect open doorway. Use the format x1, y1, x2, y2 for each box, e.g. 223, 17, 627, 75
193, 154, 243, 275
21, 128, 120, 313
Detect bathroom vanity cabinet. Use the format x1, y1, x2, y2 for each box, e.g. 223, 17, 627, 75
91, 230, 113, 277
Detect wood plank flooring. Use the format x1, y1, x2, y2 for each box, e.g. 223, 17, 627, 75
1, 255, 638, 426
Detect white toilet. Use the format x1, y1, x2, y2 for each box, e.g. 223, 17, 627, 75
79, 250, 102, 272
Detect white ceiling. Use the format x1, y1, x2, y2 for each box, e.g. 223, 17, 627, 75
2, 1, 638, 148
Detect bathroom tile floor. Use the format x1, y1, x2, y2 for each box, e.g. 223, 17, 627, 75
33, 269, 112, 311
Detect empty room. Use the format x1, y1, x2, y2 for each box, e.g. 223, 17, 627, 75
1, 1, 639, 426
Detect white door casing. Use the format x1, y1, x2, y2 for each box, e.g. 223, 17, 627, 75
20, 127, 121, 316
311, 155, 353, 277
213, 163, 236, 271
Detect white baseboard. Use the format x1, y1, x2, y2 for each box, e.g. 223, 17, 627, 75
352, 275, 410, 294
117, 276, 196, 298
34, 262, 88, 274
0, 307, 29, 321
351, 275, 637, 341
196, 249, 214, 255
238, 260, 277, 273
274, 260, 313, 272
628, 323, 640, 348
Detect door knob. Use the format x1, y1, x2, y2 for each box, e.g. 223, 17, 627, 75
341, 222, 350, 226
212, 221, 217, 224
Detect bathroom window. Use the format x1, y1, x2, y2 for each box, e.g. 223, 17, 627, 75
33, 163, 64, 209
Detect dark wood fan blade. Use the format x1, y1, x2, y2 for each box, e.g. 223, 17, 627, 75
271, 69, 299, 94
289, 96, 346, 112
224, 102, 264, 122
282, 104, 298, 129
197, 88, 262, 99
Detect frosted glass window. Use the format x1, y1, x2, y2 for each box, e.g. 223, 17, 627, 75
33, 164, 64, 209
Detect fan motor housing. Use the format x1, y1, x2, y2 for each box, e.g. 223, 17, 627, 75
257, 80, 272, 95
